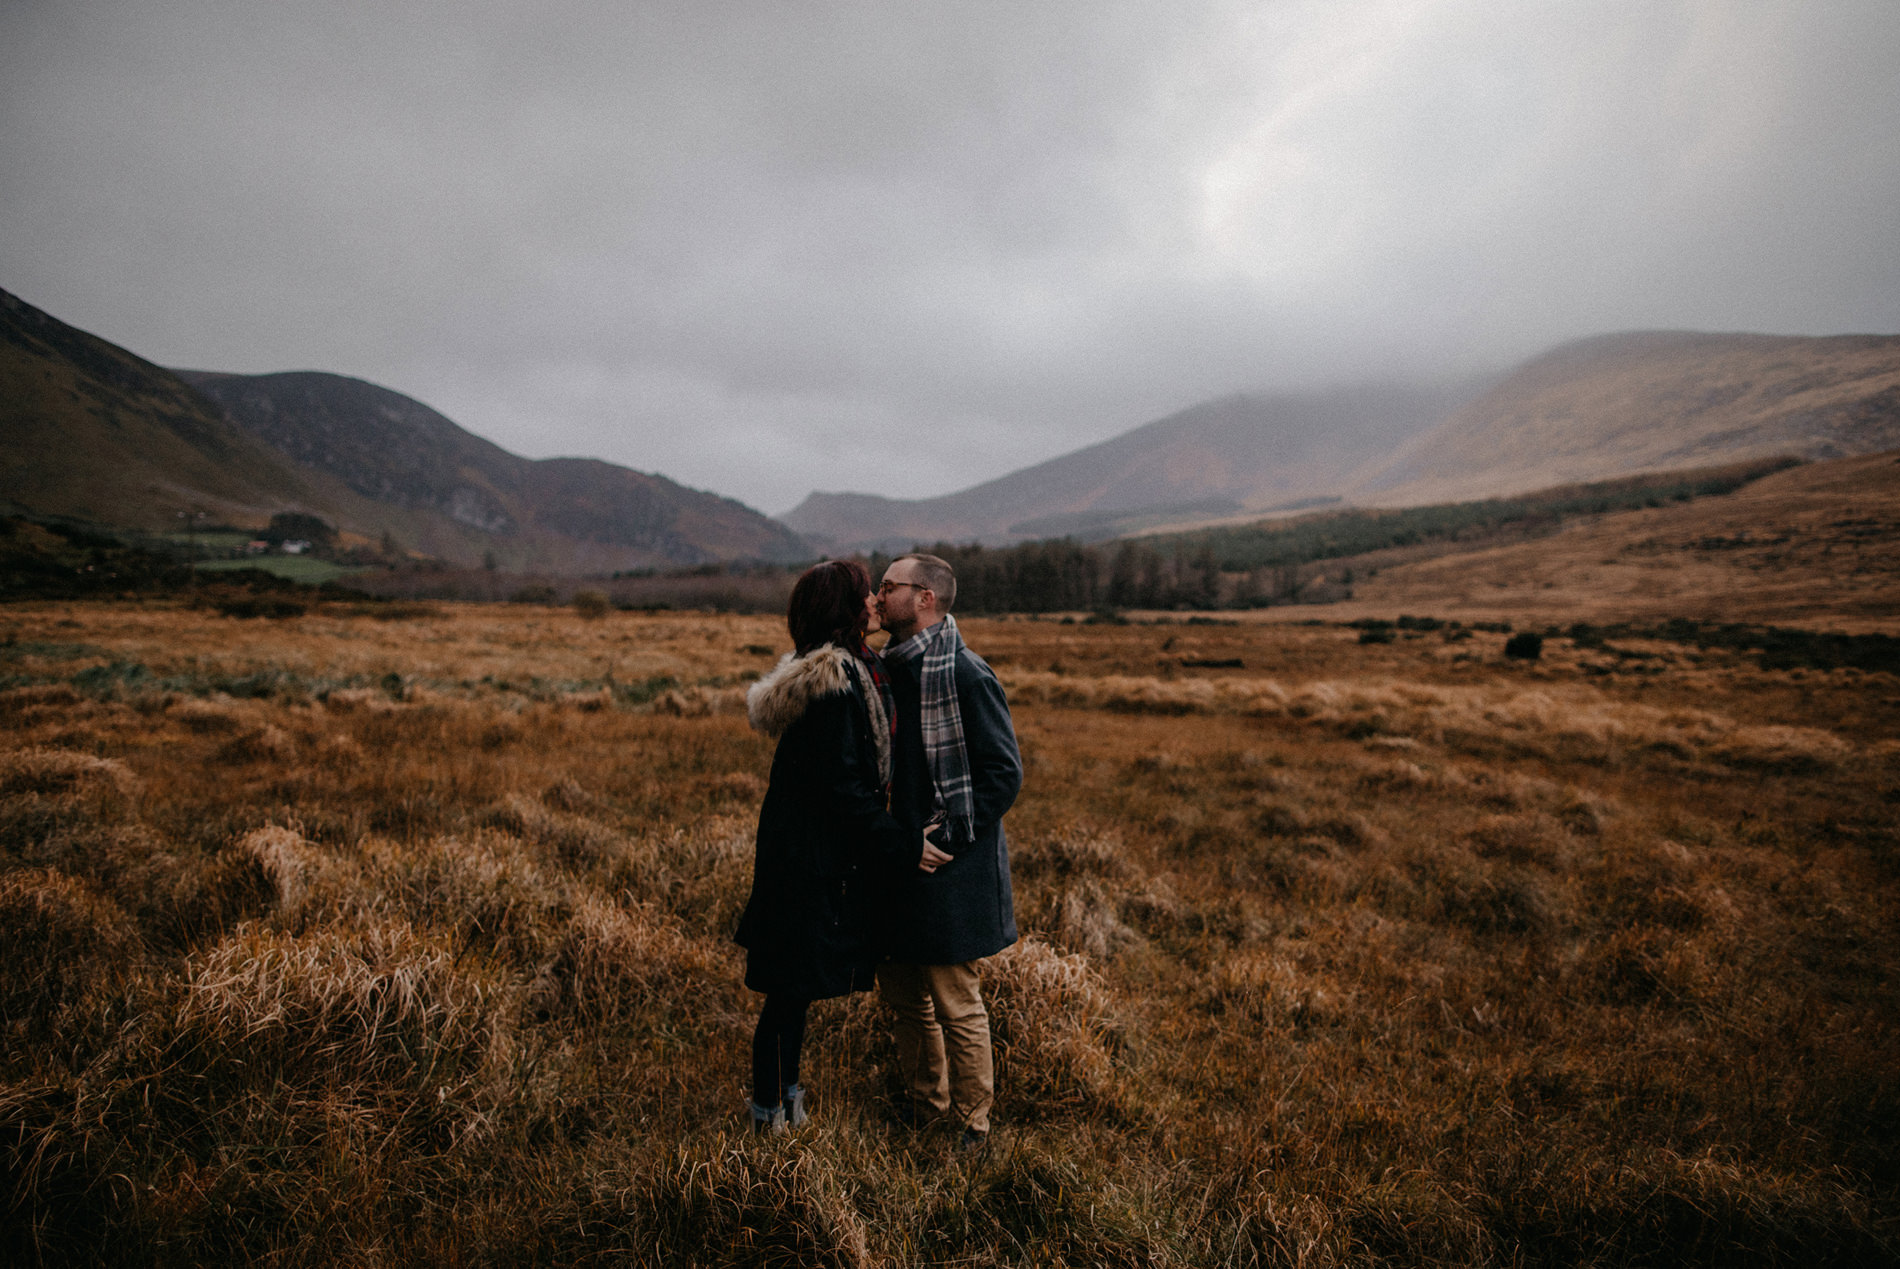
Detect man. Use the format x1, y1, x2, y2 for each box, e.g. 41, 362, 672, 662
874, 552, 1023, 1150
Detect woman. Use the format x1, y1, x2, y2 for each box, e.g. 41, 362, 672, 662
735, 559, 920, 1134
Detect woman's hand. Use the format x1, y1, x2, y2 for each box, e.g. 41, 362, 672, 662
918, 821, 953, 872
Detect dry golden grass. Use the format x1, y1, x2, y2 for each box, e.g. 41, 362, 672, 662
0, 599, 1894, 1265
1337, 450, 1900, 630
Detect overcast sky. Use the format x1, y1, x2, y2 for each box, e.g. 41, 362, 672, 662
5, 2, 1897, 515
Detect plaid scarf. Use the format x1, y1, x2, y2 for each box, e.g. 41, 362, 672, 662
881, 614, 974, 842
846, 640, 895, 788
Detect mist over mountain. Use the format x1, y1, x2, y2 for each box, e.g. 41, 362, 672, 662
785, 330, 1900, 552
12, 273, 1897, 576
784, 383, 1475, 552
8, 5, 1895, 513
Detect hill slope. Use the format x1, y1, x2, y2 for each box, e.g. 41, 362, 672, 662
782, 384, 1467, 551
178, 370, 809, 568
1344, 449, 1900, 631
1354, 331, 1900, 507
0, 286, 808, 571
0, 288, 335, 529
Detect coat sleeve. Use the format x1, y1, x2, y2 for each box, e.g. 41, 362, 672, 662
944, 653, 1023, 852
810, 689, 919, 870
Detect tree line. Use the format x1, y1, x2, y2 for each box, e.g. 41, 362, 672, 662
867, 456, 1800, 615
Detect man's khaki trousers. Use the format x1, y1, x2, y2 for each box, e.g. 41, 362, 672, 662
876, 960, 994, 1135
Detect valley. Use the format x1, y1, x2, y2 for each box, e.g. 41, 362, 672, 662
0, 598, 1893, 1264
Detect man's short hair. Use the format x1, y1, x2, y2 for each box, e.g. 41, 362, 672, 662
895, 552, 957, 612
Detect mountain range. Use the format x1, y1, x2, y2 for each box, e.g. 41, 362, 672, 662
790, 331, 1900, 552
6, 281, 1898, 571
0, 287, 807, 571
176, 369, 807, 570
782, 382, 1475, 551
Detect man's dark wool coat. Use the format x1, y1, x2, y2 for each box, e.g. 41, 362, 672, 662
879, 641, 1023, 965
735, 645, 911, 999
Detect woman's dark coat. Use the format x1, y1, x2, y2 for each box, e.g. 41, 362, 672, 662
734, 644, 912, 999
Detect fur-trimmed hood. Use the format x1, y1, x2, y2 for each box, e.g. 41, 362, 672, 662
746, 644, 891, 781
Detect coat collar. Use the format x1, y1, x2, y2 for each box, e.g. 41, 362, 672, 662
746, 643, 853, 735
745, 644, 891, 783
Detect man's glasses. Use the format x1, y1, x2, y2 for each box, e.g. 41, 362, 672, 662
877, 580, 928, 596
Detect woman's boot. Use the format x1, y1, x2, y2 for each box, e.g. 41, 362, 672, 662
749, 1100, 787, 1136
783, 1083, 809, 1127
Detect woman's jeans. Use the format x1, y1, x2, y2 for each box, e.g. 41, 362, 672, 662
751, 993, 810, 1108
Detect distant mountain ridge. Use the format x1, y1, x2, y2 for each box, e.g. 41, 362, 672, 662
784, 383, 1471, 551
0, 286, 808, 571
787, 330, 1900, 551
14, 278, 1896, 572
1350, 331, 1900, 508
178, 370, 808, 568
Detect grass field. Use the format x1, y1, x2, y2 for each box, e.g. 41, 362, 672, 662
0, 600, 1894, 1265
1342, 450, 1900, 633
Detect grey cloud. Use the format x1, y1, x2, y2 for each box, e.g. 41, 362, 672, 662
4, 1, 1896, 515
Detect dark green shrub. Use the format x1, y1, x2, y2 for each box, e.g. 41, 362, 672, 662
215, 597, 307, 619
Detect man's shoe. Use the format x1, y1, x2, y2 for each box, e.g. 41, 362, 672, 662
783, 1083, 809, 1127
892, 1099, 937, 1130
958, 1127, 988, 1153
749, 1101, 787, 1136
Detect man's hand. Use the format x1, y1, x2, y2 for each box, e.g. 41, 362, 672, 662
918, 822, 953, 873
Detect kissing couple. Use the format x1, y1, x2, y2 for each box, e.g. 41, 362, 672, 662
735, 553, 1023, 1150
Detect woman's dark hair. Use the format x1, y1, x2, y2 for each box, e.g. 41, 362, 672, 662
787, 559, 873, 655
